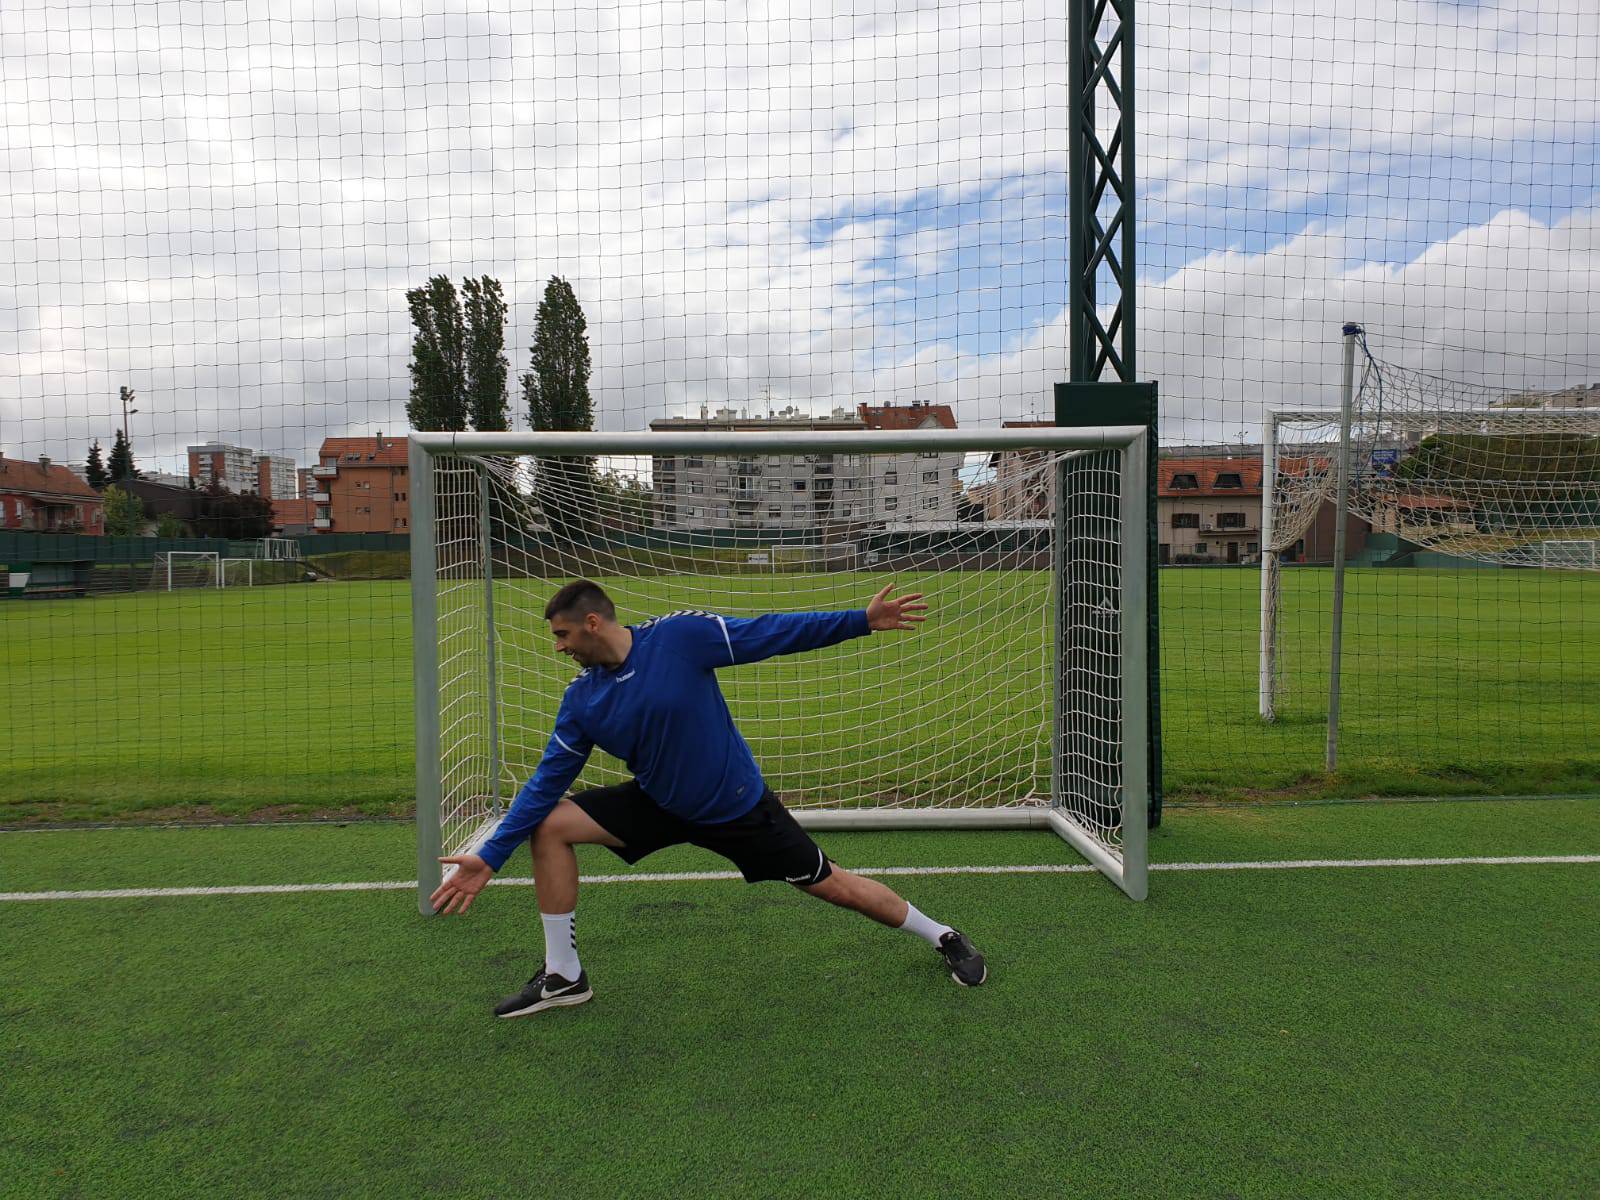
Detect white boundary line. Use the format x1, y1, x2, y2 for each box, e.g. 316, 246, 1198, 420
2, 855, 1597, 903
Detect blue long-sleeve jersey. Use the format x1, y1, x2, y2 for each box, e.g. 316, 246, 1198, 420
475, 608, 872, 872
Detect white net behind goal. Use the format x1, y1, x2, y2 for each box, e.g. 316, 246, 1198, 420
1261, 358, 1600, 720
413, 430, 1150, 904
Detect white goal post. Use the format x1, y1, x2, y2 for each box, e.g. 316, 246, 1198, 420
410, 426, 1153, 909
158, 550, 220, 591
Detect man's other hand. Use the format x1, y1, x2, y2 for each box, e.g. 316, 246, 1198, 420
865, 583, 929, 632
430, 853, 493, 915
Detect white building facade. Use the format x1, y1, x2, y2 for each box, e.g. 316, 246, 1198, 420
649, 402, 964, 531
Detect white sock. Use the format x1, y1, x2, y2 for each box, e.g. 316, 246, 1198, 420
541, 910, 581, 980
898, 903, 955, 947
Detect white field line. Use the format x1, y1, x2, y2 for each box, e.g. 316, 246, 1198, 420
2, 855, 1597, 903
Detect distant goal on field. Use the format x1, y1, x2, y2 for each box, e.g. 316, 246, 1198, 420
409, 426, 1156, 908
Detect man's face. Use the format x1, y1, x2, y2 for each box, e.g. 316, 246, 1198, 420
549, 611, 602, 666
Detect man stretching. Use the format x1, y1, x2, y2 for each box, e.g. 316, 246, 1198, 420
430, 578, 987, 1017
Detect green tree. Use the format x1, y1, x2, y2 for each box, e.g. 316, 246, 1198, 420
84, 439, 109, 489
189, 480, 274, 540
107, 428, 141, 481
405, 275, 468, 431
523, 276, 595, 537
101, 485, 146, 536
155, 511, 190, 539
462, 276, 509, 432
591, 470, 654, 533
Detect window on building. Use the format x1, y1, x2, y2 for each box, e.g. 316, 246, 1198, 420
397, 517, 407, 529
767, 478, 782, 492
768, 506, 781, 519
394, 492, 406, 502
1194, 542, 1209, 554
922, 496, 939, 510
689, 481, 705, 495
921, 469, 939, 484
714, 480, 730, 495
1247, 542, 1259, 555
1173, 512, 1200, 529
792, 504, 807, 518
658, 456, 675, 471
1215, 472, 1243, 489
1218, 511, 1246, 529
793, 480, 806, 492
885, 496, 897, 511
684, 456, 704, 469
716, 505, 729, 519
884, 470, 897, 485
920, 451, 940, 459
1170, 472, 1198, 490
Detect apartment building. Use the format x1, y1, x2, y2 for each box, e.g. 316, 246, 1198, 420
647, 401, 962, 530
256, 454, 298, 499
309, 434, 410, 533
188, 442, 259, 493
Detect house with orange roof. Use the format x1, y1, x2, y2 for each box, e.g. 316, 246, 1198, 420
308, 433, 410, 533
0, 453, 105, 535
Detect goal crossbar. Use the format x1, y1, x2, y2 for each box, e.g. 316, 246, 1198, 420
410, 426, 1153, 906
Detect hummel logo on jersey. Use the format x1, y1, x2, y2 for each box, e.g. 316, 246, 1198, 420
616, 670, 635, 681
634, 608, 718, 631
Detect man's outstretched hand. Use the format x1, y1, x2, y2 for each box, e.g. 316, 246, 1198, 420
865, 582, 929, 632
430, 853, 493, 915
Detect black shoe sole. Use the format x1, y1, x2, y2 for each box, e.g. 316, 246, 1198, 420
495, 987, 594, 1019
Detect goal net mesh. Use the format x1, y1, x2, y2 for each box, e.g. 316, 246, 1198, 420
1264, 355, 1600, 715
424, 443, 1136, 870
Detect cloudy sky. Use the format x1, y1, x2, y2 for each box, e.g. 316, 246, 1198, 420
1, 0, 1596, 474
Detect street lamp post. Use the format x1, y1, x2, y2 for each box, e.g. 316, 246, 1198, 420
120, 386, 139, 443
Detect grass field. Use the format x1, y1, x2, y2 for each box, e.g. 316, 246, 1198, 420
3, 567, 1597, 822
3, 798, 1597, 1198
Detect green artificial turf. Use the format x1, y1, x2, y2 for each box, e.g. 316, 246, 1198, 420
3, 567, 1598, 821
2, 800, 1597, 1199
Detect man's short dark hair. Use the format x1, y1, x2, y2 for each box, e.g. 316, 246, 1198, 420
544, 579, 616, 623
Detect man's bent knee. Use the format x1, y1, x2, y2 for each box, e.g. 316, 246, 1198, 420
532, 799, 623, 851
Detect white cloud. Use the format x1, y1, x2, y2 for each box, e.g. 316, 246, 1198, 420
0, 0, 1594, 472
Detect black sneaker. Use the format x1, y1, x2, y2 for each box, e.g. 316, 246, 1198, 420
937, 931, 987, 987
493, 968, 593, 1018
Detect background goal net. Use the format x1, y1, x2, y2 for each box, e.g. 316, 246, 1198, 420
1262, 352, 1600, 721
411, 427, 1151, 908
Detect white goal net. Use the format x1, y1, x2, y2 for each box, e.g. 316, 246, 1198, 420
411, 427, 1152, 908
1261, 357, 1600, 719
152, 551, 220, 591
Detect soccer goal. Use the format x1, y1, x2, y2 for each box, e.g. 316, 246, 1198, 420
1260, 346, 1600, 723
254, 537, 301, 561
409, 426, 1154, 909
155, 550, 220, 591
220, 558, 256, 588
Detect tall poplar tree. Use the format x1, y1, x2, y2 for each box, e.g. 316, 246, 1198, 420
522, 276, 595, 537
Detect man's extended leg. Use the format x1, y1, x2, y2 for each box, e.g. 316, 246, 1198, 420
801, 867, 987, 986
494, 799, 623, 1019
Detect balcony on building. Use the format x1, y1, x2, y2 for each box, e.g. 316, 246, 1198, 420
312, 463, 339, 479
311, 491, 330, 503
313, 518, 332, 530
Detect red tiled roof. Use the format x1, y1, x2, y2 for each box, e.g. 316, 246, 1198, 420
1158, 455, 1263, 498
0, 456, 102, 501
857, 403, 957, 431
318, 435, 409, 466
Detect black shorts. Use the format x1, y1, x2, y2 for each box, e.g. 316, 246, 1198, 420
571, 780, 833, 886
